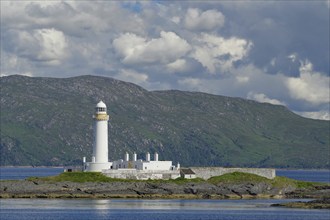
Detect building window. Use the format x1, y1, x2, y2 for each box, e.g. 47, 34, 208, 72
145, 167, 147, 170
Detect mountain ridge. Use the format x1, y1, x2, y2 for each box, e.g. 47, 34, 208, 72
1, 75, 329, 168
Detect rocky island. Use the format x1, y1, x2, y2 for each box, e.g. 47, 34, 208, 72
1, 172, 329, 207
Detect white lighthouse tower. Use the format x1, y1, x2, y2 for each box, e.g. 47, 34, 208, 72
84, 101, 112, 172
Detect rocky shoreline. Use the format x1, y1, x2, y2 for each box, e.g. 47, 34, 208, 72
1, 179, 330, 201
272, 198, 330, 209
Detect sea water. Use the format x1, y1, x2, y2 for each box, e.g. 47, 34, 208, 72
0, 199, 329, 220
0, 168, 329, 219
277, 169, 330, 183
0, 167, 63, 180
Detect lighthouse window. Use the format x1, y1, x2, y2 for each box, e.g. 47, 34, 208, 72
96, 107, 106, 112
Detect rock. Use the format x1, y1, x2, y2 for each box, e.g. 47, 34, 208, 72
0, 179, 328, 200
272, 198, 330, 209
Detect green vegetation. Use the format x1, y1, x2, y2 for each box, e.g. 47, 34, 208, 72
26, 171, 326, 190
208, 172, 325, 189
1, 75, 329, 168
208, 172, 270, 184
149, 177, 205, 185
27, 172, 130, 183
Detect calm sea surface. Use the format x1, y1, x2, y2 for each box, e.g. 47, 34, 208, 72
1, 199, 329, 220
0, 168, 329, 219
0, 167, 64, 180
276, 169, 330, 183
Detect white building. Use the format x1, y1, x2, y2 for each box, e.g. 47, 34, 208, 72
83, 101, 179, 179
111, 152, 175, 171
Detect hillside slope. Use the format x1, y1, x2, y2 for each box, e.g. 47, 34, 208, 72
1, 75, 329, 168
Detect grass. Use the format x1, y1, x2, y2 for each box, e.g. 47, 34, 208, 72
26, 171, 326, 189
207, 172, 270, 184
207, 172, 326, 189
148, 177, 205, 185
27, 172, 132, 183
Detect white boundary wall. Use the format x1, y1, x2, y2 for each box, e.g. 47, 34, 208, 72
102, 169, 180, 180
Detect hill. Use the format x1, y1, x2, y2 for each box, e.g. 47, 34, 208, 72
0, 75, 329, 168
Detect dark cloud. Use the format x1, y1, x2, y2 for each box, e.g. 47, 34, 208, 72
218, 1, 329, 76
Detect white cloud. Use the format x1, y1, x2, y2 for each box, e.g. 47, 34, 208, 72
184, 8, 225, 31
113, 31, 191, 65
295, 111, 330, 121
166, 59, 188, 73
192, 33, 252, 73
177, 64, 290, 105
171, 16, 181, 24
236, 76, 249, 84
34, 28, 68, 64
178, 77, 203, 89
0, 52, 35, 77
114, 69, 148, 84
286, 60, 330, 105
247, 92, 285, 106
288, 53, 298, 62
112, 33, 146, 60
4, 28, 68, 65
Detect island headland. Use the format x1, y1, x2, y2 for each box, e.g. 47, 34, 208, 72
1, 172, 329, 204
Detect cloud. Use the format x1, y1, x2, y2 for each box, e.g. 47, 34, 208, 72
114, 69, 148, 85
178, 77, 203, 89
247, 92, 285, 106
113, 31, 191, 65
0, 53, 34, 77
33, 28, 68, 64
166, 59, 188, 73
184, 8, 225, 31
171, 16, 181, 24
3, 28, 68, 65
296, 111, 330, 121
177, 64, 288, 99
1, 1, 329, 120
192, 33, 252, 73
236, 76, 249, 84
24, 1, 75, 18
286, 60, 330, 105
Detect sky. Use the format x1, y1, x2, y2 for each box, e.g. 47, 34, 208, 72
1, 0, 329, 120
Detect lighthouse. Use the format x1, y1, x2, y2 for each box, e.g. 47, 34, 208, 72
82, 101, 179, 178
83, 101, 112, 172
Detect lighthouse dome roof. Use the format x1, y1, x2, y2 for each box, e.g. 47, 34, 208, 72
96, 101, 106, 108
